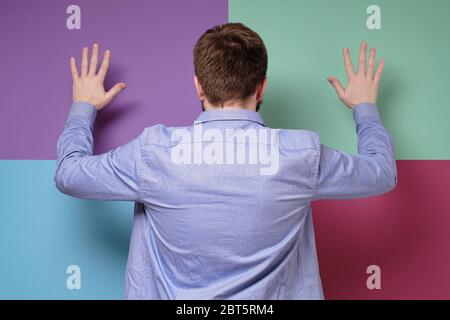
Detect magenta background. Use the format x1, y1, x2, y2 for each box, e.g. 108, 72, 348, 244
0, 0, 227, 159
314, 161, 450, 299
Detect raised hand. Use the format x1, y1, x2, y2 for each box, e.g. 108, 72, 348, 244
327, 41, 384, 109
70, 43, 127, 110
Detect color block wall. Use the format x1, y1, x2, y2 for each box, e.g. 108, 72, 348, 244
1, 0, 449, 299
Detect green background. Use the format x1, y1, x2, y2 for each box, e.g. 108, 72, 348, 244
229, 0, 450, 159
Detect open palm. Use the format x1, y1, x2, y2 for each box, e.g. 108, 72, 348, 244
328, 41, 384, 109
70, 43, 127, 110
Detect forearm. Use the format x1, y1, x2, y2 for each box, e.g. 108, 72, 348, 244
353, 102, 397, 191
315, 103, 397, 199
54, 101, 143, 201
54, 101, 97, 194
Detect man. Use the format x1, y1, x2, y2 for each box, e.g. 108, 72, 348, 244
55, 23, 397, 299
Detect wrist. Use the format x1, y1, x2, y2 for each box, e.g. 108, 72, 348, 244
352, 102, 380, 123
350, 99, 377, 109
73, 99, 99, 110
69, 101, 98, 123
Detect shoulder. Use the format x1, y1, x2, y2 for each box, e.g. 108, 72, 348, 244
139, 124, 192, 147
137, 124, 320, 150
277, 128, 320, 151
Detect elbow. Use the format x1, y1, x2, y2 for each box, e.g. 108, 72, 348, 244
383, 171, 397, 193
54, 168, 73, 196
54, 171, 66, 194
363, 156, 398, 197
54, 159, 89, 199
377, 162, 398, 194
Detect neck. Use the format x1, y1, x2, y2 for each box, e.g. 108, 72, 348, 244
202, 98, 260, 112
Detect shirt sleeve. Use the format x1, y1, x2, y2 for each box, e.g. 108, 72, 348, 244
54, 101, 143, 201
313, 102, 397, 200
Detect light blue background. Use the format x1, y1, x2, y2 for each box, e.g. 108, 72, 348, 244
0, 161, 133, 299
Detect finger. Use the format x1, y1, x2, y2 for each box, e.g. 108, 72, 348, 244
81, 46, 88, 77
70, 57, 79, 81
105, 82, 127, 102
88, 43, 99, 77
367, 47, 376, 78
374, 59, 385, 83
327, 76, 345, 98
343, 47, 355, 79
358, 41, 368, 75
97, 49, 111, 81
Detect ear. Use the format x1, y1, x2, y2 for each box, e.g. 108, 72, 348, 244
193, 75, 205, 101
256, 76, 268, 102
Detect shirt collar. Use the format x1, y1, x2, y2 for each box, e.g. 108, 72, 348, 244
194, 108, 266, 127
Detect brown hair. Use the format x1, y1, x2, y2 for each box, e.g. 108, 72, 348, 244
193, 22, 268, 110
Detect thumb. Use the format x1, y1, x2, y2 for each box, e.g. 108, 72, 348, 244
327, 76, 345, 98
105, 82, 127, 102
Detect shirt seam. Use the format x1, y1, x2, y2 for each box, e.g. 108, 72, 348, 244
311, 144, 321, 200
142, 141, 319, 151
137, 132, 145, 203
194, 119, 266, 126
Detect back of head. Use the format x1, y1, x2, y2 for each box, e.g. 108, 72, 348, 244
193, 22, 268, 110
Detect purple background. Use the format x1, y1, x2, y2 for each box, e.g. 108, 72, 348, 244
0, 0, 228, 159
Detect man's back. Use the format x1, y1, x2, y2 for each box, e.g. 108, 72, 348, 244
55, 102, 395, 299
124, 109, 322, 299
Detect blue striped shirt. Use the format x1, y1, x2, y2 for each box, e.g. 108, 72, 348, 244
55, 102, 396, 299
